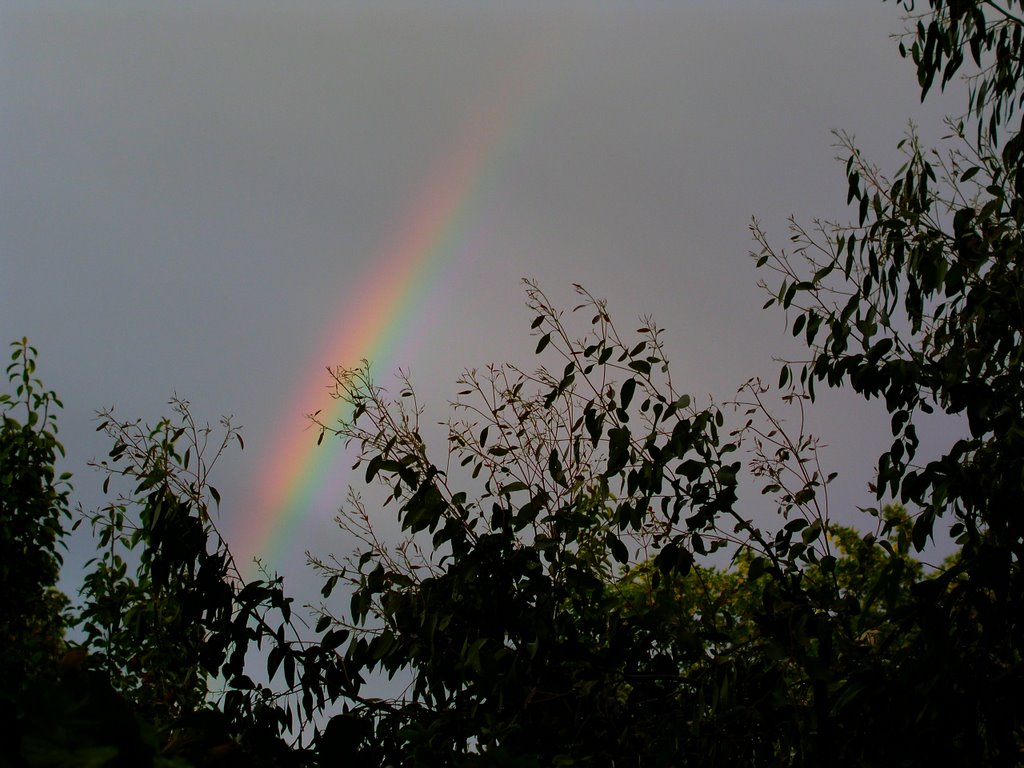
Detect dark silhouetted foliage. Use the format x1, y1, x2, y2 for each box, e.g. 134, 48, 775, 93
4, 2, 1023, 765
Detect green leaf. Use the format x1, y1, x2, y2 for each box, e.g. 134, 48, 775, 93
607, 533, 629, 563
606, 427, 631, 476
365, 454, 383, 483
628, 360, 651, 375
801, 520, 822, 544
231, 674, 255, 690
620, 378, 637, 410
322, 628, 350, 651
548, 449, 567, 487
584, 406, 604, 447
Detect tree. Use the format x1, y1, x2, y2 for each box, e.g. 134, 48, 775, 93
306, 1, 1024, 763
0, 339, 71, 704
305, 284, 928, 766
750, 0, 1024, 761
68, 401, 320, 766
4, 371, 318, 766
0, 342, 174, 768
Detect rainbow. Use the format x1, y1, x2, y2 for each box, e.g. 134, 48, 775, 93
235, 42, 563, 572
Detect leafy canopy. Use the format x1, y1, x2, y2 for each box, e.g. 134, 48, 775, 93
5, 1, 1024, 765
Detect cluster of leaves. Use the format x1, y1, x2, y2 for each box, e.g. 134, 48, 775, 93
303, 1, 1024, 763
749, 0, 1024, 760
0, 301, 945, 767
0, 340, 71, 707
75, 402, 305, 760
3, 349, 328, 766
305, 281, 939, 766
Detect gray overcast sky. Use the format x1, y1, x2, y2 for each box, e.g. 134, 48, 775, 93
2, 2, 966, 600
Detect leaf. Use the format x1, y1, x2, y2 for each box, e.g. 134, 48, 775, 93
847, 170, 860, 204
268, 646, 284, 680
793, 314, 806, 337
365, 455, 382, 483
548, 449, 567, 487
801, 520, 822, 544
585, 406, 604, 447
231, 675, 255, 690
284, 654, 295, 688
607, 532, 629, 563
747, 556, 770, 581
322, 628, 350, 651
606, 427, 631, 476
628, 360, 651, 375
620, 378, 637, 410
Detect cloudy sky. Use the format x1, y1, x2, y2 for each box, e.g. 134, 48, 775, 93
2, 1, 965, 602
